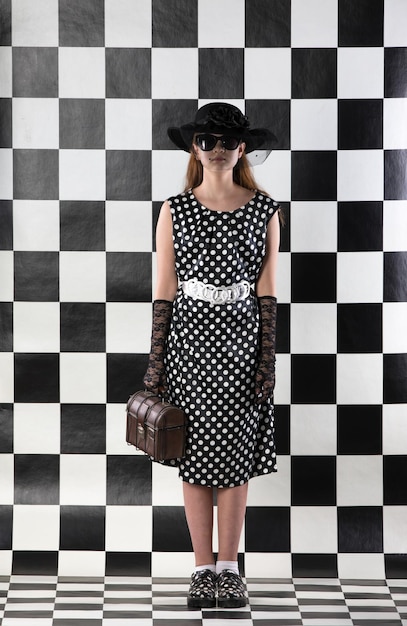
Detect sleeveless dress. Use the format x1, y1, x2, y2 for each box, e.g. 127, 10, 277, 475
163, 189, 279, 487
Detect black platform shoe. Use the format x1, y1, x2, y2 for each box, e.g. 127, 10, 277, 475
187, 569, 217, 608
217, 569, 247, 608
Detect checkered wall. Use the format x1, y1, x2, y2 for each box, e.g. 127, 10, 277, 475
0, 0, 407, 579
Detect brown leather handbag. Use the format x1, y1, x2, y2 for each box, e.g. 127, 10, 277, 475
126, 390, 187, 461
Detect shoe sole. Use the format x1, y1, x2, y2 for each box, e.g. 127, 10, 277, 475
187, 596, 216, 608
218, 597, 247, 608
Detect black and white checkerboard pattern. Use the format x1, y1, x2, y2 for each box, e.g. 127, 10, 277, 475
1, 0, 407, 583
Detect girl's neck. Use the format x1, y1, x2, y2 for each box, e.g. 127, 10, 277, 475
195, 171, 238, 202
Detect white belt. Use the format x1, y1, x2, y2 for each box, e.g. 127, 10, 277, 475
180, 278, 252, 305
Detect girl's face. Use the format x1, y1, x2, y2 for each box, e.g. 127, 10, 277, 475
193, 133, 246, 171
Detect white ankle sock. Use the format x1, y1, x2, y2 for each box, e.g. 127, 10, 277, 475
195, 563, 216, 573
216, 560, 239, 575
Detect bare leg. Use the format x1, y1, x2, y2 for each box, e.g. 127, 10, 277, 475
183, 482, 215, 566
217, 482, 248, 561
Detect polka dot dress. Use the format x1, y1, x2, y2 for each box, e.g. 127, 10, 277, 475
162, 189, 279, 487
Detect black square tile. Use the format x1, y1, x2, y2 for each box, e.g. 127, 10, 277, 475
338, 100, 383, 150
107, 252, 152, 302
245, 507, 290, 552
339, 0, 383, 47
338, 507, 383, 552
106, 151, 151, 201
384, 354, 407, 404
13, 150, 59, 200
292, 49, 337, 99
60, 506, 105, 550
274, 404, 290, 455
60, 303, 106, 352
61, 404, 106, 454
245, 0, 291, 47
0, 200, 12, 249
107, 456, 152, 505
385, 554, 407, 578
291, 152, 337, 201
385, 48, 407, 98
12, 48, 58, 97
292, 553, 338, 578
337, 405, 382, 455
0, 98, 11, 147
152, 0, 197, 47
106, 48, 151, 98
199, 49, 244, 100
385, 150, 407, 200
153, 99, 198, 150
14, 252, 59, 301
337, 304, 382, 353
384, 252, 407, 302
246, 99, 290, 150
59, 99, 105, 149
384, 455, 407, 504
278, 202, 290, 252
14, 454, 59, 504
338, 201, 383, 251
153, 201, 162, 251
0, 506, 12, 549
106, 552, 151, 577
12, 551, 58, 575
107, 353, 148, 403
0, 303, 12, 352
0, 404, 13, 453
276, 302, 290, 354
60, 201, 105, 251
59, 0, 104, 46
14, 354, 60, 403
292, 355, 336, 404
153, 506, 191, 552
291, 253, 336, 303
291, 456, 336, 505
0, 0, 11, 45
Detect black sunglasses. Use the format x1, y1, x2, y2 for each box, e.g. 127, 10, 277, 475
195, 134, 241, 151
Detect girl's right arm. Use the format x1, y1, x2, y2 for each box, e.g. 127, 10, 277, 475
154, 201, 178, 302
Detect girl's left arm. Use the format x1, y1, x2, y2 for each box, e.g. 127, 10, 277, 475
256, 210, 280, 297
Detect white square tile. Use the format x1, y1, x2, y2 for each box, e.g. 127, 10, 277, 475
337, 354, 383, 405
337, 456, 383, 506
383, 303, 407, 353
338, 48, 384, 99
106, 403, 134, 455
0, 150, 12, 199
59, 150, 106, 201
383, 405, 407, 455
338, 150, 383, 202
58, 551, 106, 577
59, 48, 105, 98
152, 552, 194, 578
151, 462, 184, 506
0, 48, 12, 97
291, 100, 337, 150
245, 553, 292, 578
245, 49, 291, 99
106, 506, 152, 551
291, 507, 338, 553
0, 252, 13, 301
152, 150, 190, 201
59, 252, 106, 302
256, 150, 291, 204
60, 353, 106, 403
0, 354, 13, 403
11, 0, 58, 46
383, 201, 407, 251
291, 202, 337, 252
105, 0, 151, 47
384, 99, 407, 149
291, 405, 337, 455
0, 551, 12, 575
338, 553, 385, 579
337, 252, 384, 303
13, 200, 59, 251
198, 0, 244, 47
106, 201, 152, 252
14, 404, 60, 454
292, 0, 337, 47
152, 49, 198, 99
12, 99, 59, 149
60, 455, 106, 505
13, 506, 60, 550
106, 302, 152, 352
105, 99, 152, 149
291, 303, 336, 353
384, 0, 407, 46
383, 506, 407, 552
273, 353, 290, 405
0, 455, 13, 504
247, 455, 290, 506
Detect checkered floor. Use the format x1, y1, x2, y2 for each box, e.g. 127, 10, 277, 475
0, 576, 406, 625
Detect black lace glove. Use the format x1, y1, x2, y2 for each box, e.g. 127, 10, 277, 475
143, 299, 173, 395
255, 296, 277, 404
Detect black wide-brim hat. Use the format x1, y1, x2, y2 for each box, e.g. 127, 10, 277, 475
167, 102, 277, 155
